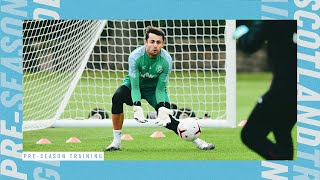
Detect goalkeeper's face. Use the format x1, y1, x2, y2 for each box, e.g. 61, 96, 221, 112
144, 33, 164, 58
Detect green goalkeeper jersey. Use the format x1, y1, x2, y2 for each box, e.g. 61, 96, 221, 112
123, 46, 172, 104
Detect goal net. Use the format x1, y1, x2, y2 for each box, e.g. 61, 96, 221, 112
23, 20, 236, 131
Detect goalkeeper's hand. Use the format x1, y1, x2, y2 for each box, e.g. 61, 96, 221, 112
155, 107, 173, 127
133, 105, 148, 123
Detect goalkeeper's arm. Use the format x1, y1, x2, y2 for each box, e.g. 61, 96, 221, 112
155, 59, 172, 105
128, 56, 141, 103
128, 56, 147, 123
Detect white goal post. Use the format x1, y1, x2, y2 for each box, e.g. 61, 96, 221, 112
23, 20, 236, 130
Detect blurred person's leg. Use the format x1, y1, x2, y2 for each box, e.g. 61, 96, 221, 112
272, 123, 295, 160
241, 91, 279, 159
272, 97, 296, 160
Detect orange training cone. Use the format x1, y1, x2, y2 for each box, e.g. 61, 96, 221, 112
121, 134, 133, 140
238, 120, 247, 127
66, 137, 81, 143
150, 131, 166, 138
36, 138, 52, 144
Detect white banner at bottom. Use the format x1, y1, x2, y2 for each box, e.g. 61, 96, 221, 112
23, 152, 104, 161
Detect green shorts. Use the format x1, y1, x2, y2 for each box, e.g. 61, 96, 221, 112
140, 87, 170, 108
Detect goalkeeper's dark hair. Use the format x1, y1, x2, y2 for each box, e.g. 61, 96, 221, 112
145, 26, 165, 41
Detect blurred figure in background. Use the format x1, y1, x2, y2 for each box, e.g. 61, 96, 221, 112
236, 20, 297, 160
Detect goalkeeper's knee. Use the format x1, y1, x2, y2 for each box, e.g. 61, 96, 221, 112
111, 91, 125, 114
111, 85, 132, 114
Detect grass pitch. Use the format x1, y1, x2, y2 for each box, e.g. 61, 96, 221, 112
23, 72, 297, 160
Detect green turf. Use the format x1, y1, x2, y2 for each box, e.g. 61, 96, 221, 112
23, 72, 297, 160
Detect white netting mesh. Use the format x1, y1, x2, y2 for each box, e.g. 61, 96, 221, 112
23, 20, 235, 130
23, 20, 106, 130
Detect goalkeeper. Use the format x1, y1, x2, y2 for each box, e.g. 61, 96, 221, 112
105, 26, 214, 151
